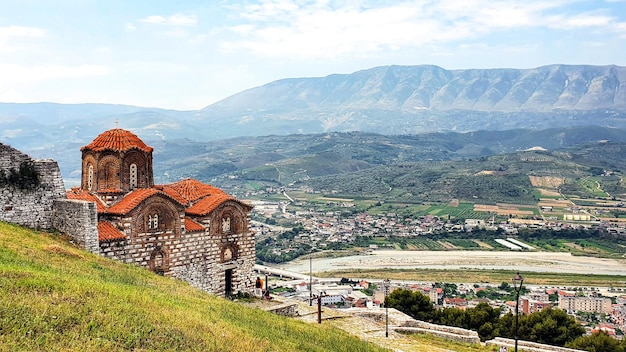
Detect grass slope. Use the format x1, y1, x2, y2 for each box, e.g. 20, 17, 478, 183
0, 222, 385, 352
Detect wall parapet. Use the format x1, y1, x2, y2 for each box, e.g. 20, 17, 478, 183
485, 337, 585, 352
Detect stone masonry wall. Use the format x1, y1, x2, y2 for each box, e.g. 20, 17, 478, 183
52, 199, 99, 253
263, 302, 299, 317
142, 228, 255, 295
0, 143, 66, 229
105, 213, 255, 296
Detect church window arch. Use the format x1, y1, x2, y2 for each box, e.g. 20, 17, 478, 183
222, 216, 231, 233
88, 164, 94, 191
149, 247, 169, 275
148, 213, 159, 231
130, 163, 138, 189
221, 245, 238, 262
97, 156, 120, 190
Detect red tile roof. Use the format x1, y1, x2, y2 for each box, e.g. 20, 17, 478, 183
106, 188, 161, 215
106, 188, 188, 215
159, 178, 227, 203
66, 188, 108, 213
186, 193, 235, 216
81, 128, 153, 153
154, 184, 190, 206
185, 217, 205, 232
98, 221, 126, 242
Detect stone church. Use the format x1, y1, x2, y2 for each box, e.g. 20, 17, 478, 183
55, 128, 256, 296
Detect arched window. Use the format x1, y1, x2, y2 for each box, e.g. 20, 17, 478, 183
149, 247, 168, 275
88, 164, 94, 190
221, 245, 238, 262
222, 217, 231, 233
130, 163, 138, 189
223, 247, 233, 261
148, 213, 159, 230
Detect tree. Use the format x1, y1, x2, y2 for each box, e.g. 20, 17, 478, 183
566, 331, 625, 352
385, 288, 435, 321
465, 303, 501, 340
509, 307, 585, 346
433, 303, 502, 341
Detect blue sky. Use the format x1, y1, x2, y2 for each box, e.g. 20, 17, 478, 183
0, 0, 624, 110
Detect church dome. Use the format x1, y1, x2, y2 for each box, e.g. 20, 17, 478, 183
81, 128, 153, 153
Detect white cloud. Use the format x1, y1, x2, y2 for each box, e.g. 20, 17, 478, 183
0, 25, 46, 53
219, 0, 625, 60
139, 13, 197, 26
0, 25, 45, 41
0, 63, 110, 83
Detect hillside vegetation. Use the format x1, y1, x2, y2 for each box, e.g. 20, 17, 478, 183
0, 222, 384, 352
152, 130, 626, 207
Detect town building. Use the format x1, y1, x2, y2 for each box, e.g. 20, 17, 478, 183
558, 295, 613, 314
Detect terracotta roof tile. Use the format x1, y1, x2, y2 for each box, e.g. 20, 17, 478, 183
98, 221, 126, 242
106, 188, 161, 215
159, 178, 226, 203
185, 217, 205, 232
66, 188, 108, 213
81, 128, 153, 153
185, 193, 236, 216
154, 185, 190, 206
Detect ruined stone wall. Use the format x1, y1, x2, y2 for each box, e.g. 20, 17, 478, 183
0, 143, 66, 229
52, 199, 99, 253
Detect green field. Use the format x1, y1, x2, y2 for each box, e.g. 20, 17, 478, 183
316, 268, 626, 288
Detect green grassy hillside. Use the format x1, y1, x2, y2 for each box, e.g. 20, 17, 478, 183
0, 222, 385, 352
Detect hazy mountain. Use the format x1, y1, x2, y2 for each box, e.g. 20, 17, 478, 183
204, 64, 626, 112
198, 64, 626, 135
2, 64, 625, 150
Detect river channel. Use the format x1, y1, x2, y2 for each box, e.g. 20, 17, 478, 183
275, 250, 626, 277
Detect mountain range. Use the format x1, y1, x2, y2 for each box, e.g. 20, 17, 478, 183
1, 63, 625, 184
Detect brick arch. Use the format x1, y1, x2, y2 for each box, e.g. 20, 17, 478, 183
97, 155, 121, 190
122, 150, 150, 190
134, 196, 182, 236
149, 246, 169, 275
220, 243, 239, 262
81, 154, 98, 191
217, 203, 246, 235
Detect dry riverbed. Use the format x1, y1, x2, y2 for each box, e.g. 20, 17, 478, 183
279, 250, 626, 277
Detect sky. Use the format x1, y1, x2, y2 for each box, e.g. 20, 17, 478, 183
0, 0, 625, 111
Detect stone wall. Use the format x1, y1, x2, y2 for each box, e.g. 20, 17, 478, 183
102, 213, 256, 296
349, 308, 481, 344
52, 199, 99, 253
486, 337, 585, 352
0, 143, 66, 229
100, 239, 128, 259
153, 229, 255, 295
263, 302, 299, 317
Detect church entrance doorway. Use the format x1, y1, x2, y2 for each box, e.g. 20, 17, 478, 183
225, 269, 233, 297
